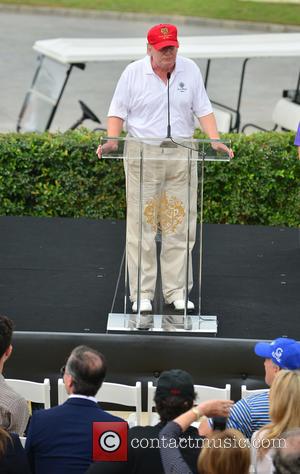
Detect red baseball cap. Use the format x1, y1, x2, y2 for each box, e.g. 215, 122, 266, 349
147, 24, 179, 50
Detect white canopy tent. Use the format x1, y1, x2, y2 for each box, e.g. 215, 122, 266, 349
17, 33, 300, 133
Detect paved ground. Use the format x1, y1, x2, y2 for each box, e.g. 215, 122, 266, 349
0, 9, 299, 133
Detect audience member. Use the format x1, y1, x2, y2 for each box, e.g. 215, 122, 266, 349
0, 315, 29, 435
273, 428, 300, 474
26, 345, 124, 474
0, 427, 31, 473
159, 395, 233, 473
88, 369, 208, 474
200, 337, 300, 438
197, 429, 251, 474
251, 370, 300, 474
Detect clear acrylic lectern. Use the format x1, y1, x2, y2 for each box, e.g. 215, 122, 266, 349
102, 136, 231, 334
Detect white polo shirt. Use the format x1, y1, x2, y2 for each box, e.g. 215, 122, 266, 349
108, 55, 212, 139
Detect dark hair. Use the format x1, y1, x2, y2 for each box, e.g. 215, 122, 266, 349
0, 316, 13, 358
65, 345, 107, 396
155, 394, 195, 424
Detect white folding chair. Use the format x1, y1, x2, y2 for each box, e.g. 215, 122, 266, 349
241, 385, 269, 399
147, 381, 157, 426
57, 379, 142, 427
147, 381, 231, 426
58, 378, 68, 405
6, 378, 51, 409
194, 383, 231, 403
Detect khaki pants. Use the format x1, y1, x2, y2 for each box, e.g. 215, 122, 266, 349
124, 140, 197, 304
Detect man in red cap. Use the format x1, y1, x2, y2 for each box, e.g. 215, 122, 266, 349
97, 24, 233, 319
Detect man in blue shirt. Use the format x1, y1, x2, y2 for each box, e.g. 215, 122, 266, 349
200, 337, 300, 439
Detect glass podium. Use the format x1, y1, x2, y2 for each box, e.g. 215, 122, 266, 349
102, 136, 231, 334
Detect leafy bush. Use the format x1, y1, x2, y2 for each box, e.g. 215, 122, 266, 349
201, 131, 300, 226
0, 130, 299, 226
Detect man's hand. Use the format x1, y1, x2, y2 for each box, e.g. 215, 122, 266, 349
211, 141, 234, 159
96, 140, 119, 159
198, 399, 234, 418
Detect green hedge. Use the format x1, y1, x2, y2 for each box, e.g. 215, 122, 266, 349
0, 130, 299, 226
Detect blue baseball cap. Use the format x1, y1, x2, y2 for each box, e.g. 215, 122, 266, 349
255, 338, 300, 370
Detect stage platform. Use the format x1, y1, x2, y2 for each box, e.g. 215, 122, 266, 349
0, 216, 299, 402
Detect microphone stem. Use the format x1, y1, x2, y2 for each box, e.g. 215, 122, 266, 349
167, 72, 171, 138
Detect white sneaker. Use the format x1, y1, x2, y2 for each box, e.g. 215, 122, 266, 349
132, 299, 152, 313
173, 299, 195, 311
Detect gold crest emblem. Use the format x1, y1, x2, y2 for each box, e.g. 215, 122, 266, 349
160, 27, 169, 37
144, 191, 185, 234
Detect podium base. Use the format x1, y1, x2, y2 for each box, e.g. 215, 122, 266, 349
107, 313, 218, 335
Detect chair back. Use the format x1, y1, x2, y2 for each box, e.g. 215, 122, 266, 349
6, 378, 51, 408
147, 382, 231, 426
194, 383, 231, 403
147, 381, 157, 426
57, 379, 142, 426
241, 385, 268, 399
58, 378, 68, 405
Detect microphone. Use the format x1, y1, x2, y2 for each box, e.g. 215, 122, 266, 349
164, 71, 192, 150
164, 71, 194, 152
166, 72, 171, 138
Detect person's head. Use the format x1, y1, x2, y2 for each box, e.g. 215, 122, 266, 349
257, 370, 300, 457
273, 428, 300, 474
63, 345, 107, 396
154, 369, 196, 423
270, 370, 300, 430
197, 428, 251, 474
147, 24, 179, 72
0, 315, 13, 367
254, 337, 300, 386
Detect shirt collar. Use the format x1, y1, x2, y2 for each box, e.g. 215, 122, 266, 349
144, 55, 155, 75
68, 394, 98, 403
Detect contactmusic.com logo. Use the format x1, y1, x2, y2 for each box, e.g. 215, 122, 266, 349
93, 422, 128, 461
